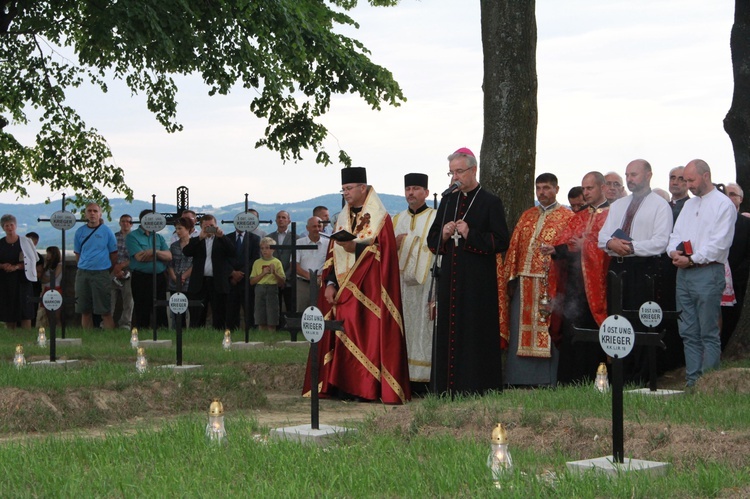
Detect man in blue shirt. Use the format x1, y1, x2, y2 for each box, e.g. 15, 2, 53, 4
127, 209, 172, 329
74, 202, 118, 329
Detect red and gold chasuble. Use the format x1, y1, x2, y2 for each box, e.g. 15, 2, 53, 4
303, 188, 411, 404
553, 204, 611, 325
499, 204, 573, 357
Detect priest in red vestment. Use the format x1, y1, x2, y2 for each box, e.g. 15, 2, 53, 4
542, 171, 610, 384
499, 173, 574, 387
303, 167, 411, 404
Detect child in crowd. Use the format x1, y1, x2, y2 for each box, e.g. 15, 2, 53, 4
249, 237, 285, 331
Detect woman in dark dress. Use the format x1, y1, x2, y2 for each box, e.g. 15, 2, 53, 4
0, 214, 38, 329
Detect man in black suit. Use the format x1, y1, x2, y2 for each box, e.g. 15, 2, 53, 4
267, 210, 299, 323
225, 227, 261, 331
182, 214, 236, 330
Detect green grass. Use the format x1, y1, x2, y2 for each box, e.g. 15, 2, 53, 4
0, 416, 747, 497
1, 326, 309, 390
1, 327, 749, 496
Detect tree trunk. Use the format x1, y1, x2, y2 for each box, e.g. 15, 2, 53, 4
724, 0, 750, 359
479, 0, 537, 228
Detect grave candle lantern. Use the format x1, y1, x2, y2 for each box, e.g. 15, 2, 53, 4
222, 330, 232, 351
135, 347, 147, 373
487, 423, 513, 485
13, 344, 26, 369
130, 328, 139, 349
37, 327, 47, 347
595, 362, 610, 393
206, 398, 227, 443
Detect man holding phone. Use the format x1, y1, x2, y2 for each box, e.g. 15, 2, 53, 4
182, 214, 236, 330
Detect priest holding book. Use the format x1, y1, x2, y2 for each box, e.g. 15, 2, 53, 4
303, 167, 411, 404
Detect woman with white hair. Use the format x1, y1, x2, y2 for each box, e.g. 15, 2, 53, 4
0, 214, 38, 329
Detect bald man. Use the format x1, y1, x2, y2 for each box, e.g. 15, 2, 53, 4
599, 159, 673, 385
668, 160, 736, 389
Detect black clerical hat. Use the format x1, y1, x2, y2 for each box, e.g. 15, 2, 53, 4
404, 173, 428, 189
341, 167, 367, 185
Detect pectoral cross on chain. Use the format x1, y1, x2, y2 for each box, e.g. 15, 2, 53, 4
451, 229, 462, 245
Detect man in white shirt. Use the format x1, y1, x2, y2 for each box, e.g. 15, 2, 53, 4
667, 159, 736, 389
295, 216, 328, 311
598, 159, 673, 384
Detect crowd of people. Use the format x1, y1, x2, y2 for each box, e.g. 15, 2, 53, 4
2, 150, 746, 402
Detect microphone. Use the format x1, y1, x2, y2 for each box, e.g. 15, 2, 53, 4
441, 181, 462, 197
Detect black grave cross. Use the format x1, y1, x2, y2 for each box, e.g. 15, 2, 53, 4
295, 310, 344, 430
572, 269, 676, 463
36, 193, 85, 340
29, 268, 62, 362
269, 221, 318, 341
155, 271, 203, 366
139, 195, 170, 341
220, 195, 263, 342
161, 186, 206, 227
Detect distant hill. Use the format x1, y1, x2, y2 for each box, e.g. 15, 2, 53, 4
1, 192, 418, 249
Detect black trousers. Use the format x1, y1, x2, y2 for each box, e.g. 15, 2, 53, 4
226, 281, 255, 330
131, 271, 168, 329
193, 277, 228, 330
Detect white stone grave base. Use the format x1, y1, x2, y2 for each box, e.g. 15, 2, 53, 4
29, 359, 81, 369
270, 424, 354, 445
158, 364, 203, 372
55, 338, 82, 346
626, 388, 684, 396
230, 341, 265, 350
137, 339, 172, 349
278, 340, 310, 348
567, 455, 669, 476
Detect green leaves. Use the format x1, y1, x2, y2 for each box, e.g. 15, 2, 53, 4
1, 0, 404, 211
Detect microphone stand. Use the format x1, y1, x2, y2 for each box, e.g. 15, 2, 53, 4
428, 189, 456, 395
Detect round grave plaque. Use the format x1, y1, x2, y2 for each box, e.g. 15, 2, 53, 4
301, 306, 325, 343
599, 315, 635, 359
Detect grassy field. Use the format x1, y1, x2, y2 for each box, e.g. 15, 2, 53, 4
1, 326, 749, 497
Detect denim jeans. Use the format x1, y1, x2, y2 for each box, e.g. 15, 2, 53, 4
676, 264, 724, 386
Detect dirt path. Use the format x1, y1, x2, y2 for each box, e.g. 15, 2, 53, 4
249, 392, 412, 428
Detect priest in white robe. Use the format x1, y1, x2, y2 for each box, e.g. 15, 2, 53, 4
394, 173, 437, 392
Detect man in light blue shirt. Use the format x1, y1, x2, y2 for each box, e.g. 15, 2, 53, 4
74, 202, 118, 329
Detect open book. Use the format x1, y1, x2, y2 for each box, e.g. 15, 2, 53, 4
329, 229, 357, 242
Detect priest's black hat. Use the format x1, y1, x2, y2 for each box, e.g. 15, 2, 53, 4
404, 173, 428, 189
341, 167, 367, 185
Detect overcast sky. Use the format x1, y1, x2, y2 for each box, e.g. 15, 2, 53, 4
4, 0, 738, 209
